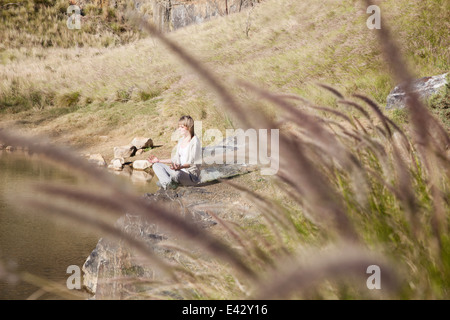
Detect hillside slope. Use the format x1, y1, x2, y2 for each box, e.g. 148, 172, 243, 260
0, 0, 448, 159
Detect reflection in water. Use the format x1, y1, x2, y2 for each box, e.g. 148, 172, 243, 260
0, 150, 158, 300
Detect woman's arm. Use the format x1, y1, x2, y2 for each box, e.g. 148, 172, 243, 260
148, 156, 189, 170
147, 155, 172, 164
158, 158, 173, 164
175, 163, 191, 169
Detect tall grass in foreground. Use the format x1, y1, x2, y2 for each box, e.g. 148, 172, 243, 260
1, 0, 449, 299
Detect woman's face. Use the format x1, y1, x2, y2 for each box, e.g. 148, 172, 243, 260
178, 124, 190, 137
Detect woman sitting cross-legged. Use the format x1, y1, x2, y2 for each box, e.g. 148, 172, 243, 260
148, 115, 202, 190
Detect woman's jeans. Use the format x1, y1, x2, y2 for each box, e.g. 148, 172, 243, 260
152, 163, 199, 187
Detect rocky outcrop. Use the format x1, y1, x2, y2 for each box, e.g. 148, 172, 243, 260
79, 0, 258, 32
82, 211, 172, 298
153, 0, 254, 32
81, 187, 221, 298
82, 139, 255, 298
386, 73, 449, 110
107, 137, 153, 171
198, 163, 253, 183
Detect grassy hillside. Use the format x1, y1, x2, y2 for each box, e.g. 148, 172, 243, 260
0, 0, 448, 157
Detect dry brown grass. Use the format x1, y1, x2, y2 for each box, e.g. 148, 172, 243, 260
1, 0, 447, 161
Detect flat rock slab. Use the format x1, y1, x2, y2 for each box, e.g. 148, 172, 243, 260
198, 164, 255, 184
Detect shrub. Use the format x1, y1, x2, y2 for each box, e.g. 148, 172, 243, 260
115, 89, 131, 102
390, 108, 409, 126
57, 91, 80, 108
428, 76, 450, 130
139, 89, 161, 101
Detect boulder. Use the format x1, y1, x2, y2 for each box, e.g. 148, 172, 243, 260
131, 137, 153, 150
82, 237, 115, 295
110, 158, 125, 171
82, 189, 219, 298
113, 145, 137, 159
386, 73, 448, 110
132, 159, 151, 171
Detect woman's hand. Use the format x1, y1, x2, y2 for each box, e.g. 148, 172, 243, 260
170, 162, 181, 170
148, 155, 159, 163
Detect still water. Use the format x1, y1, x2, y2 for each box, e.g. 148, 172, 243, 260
0, 150, 158, 300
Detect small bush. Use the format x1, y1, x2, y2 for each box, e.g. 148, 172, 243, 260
29, 90, 44, 110
106, 7, 116, 20
428, 78, 450, 130
0, 93, 30, 113
58, 91, 80, 108
116, 89, 131, 102
84, 97, 93, 105
390, 108, 409, 126
139, 89, 161, 101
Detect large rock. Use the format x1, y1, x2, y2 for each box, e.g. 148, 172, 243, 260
110, 158, 125, 171
153, 0, 256, 32
132, 159, 152, 170
114, 145, 137, 159
81, 217, 169, 298
386, 73, 448, 110
131, 137, 153, 150
82, 189, 217, 299
198, 163, 254, 184
82, 237, 119, 295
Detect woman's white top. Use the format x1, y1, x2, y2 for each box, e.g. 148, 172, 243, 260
171, 135, 202, 178
178, 143, 189, 173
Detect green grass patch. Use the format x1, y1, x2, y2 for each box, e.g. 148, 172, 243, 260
428, 75, 450, 130
57, 91, 80, 108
